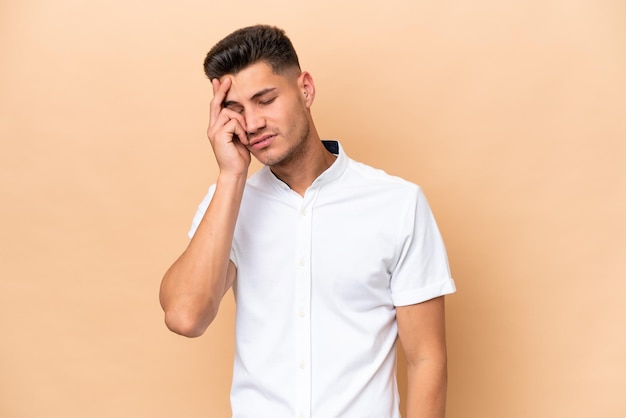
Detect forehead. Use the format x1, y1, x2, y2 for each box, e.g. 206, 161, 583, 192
222, 61, 296, 102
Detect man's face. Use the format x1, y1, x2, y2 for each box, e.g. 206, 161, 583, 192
220, 61, 312, 167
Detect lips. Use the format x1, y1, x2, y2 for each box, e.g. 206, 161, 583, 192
249, 134, 276, 150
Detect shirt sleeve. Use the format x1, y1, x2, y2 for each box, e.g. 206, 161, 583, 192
390, 186, 456, 306
188, 184, 217, 239
187, 184, 239, 267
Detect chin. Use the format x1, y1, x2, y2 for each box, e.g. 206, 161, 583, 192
252, 148, 284, 167
259, 154, 289, 167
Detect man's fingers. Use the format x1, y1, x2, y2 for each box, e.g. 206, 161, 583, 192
225, 118, 248, 145
207, 108, 249, 147
211, 77, 231, 104
209, 107, 247, 138
209, 77, 232, 123
211, 76, 231, 97
209, 77, 248, 136
221, 108, 247, 132
211, 77, 220, 94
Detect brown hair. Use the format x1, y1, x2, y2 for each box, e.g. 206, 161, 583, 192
203, 25, 301, 80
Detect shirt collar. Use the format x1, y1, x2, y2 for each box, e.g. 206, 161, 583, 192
311, 140, 348, 188
262, 140, 348, 192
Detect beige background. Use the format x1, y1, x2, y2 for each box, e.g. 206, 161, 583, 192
1, 1, 625, 417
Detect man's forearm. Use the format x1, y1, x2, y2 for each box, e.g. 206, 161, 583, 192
159, 173, 245, 337
405, 358, 447, 418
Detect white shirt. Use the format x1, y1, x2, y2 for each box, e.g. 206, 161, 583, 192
189, 141, 456, 418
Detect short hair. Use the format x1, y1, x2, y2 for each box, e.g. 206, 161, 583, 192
203, 25, 301, 80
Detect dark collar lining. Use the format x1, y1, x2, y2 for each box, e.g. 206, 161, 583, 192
322, 140, 339, 155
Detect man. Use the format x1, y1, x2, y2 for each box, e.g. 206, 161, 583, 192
160, 25, 456, 418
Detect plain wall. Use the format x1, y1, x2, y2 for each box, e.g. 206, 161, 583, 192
1, 1, 624, 417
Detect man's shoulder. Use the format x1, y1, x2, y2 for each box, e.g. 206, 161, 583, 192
344, 158, 420, 192
244, 166, 273, 189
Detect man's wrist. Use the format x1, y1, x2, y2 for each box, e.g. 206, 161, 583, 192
216, 171, 247, 190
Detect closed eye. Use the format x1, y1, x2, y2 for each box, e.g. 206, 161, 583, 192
259, 97, 277, 106
224, 104, 244, 114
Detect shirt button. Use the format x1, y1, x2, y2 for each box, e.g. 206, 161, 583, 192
298, 309, 305, 318
299, 258, 305, 267
299, 361, 305, 369
300, 208, 307, 216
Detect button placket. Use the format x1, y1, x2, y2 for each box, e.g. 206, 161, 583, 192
294, 190, 314, 418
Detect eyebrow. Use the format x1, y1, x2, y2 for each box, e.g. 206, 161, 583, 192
223, 87, 277, 108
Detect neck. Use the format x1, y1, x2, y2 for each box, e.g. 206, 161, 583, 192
270, 132, 336, 196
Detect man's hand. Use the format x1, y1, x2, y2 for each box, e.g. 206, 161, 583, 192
207, 77, 251, 176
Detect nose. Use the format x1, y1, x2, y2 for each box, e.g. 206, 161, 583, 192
245, 108, 266, 135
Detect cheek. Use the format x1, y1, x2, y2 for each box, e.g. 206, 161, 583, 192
271, 98, 308, 134
273, 105, 293, 128
284, 109, 306, 134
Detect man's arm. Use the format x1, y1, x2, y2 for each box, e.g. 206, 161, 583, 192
159, 77, 250, 338
397, 296, 449, 418
159, 175, 243, 337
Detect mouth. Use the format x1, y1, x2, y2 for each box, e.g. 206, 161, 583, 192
249, 134, 276, 150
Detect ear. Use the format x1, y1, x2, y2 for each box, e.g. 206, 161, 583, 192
298, 71, 315, 107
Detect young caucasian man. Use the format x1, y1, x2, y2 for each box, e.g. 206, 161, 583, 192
159, 24, 456, 418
